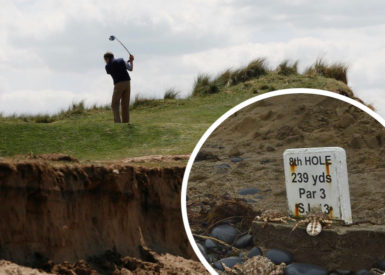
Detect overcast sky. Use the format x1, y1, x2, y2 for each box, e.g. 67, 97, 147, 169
1, 0, 384, 117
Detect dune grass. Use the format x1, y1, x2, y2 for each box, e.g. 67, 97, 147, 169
0, 60, 353, 161
191, 74, 219, 96
277, 60, 299, 76
164, 88, 180, 99
191, 58, 348, 97
305, 59, 348, 84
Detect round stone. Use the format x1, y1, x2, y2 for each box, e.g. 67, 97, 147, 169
266, 249, 293, 265
247, 247, 262, 258
285, 263, 328, 275
204, 239, 217, 250
231, 157, 244, 163
238, 187, 259, 195
210, 224, 240, 244
234, 234, 253, 248
213, 256, 243, 271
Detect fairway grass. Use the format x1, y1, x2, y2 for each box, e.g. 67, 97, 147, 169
0, 72, 353, 161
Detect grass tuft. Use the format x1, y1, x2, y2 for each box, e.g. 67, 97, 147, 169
277, 60, 298, 76
213, 69, 232, 87
191, 74, 219, 96
191, 58, 268, 97
132, 95, 159, 109
164, 88, 180, 99
230, 58, 268, 85
2, 101, 90, 123
305, 59, 348, 84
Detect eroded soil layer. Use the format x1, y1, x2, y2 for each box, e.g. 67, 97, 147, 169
0, 159, 194, 267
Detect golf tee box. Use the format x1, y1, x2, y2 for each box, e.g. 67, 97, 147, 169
283, 147, 352, 224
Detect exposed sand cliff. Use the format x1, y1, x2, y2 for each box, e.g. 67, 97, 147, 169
0, 158, 206, 274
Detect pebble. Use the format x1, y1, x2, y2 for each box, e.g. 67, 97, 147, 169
373, 259, 385, 270
204, 239, 217, 250
234, 234, 253, 248
213, 163, 230, 174
247, 247, 262, 258
213, 256, 243, 271
285, 263, 328, 275
231, 157, 244, 163
238, 187, 259, 195
266, 249, 293, 265
210, 224, 240, 244
266, 146, 275, 151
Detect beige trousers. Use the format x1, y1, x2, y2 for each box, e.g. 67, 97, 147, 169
111, 81, 130, 123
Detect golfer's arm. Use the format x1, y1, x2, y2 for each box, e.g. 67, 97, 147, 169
126, 61, 133, 71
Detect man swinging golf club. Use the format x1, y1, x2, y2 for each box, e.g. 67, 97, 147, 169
104, 35, 134, 123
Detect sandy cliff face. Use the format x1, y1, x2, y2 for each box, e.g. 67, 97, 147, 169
0, 160, 193, 266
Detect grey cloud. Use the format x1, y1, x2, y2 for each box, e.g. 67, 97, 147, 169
1, 0, 385, 117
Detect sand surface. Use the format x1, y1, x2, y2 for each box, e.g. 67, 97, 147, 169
0, 260, 52, 275
187, 93, 385, 226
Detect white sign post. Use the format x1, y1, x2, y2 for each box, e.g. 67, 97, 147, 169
283, 147, 352, 224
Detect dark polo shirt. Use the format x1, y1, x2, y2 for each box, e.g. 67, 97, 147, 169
105, 58, 131, 84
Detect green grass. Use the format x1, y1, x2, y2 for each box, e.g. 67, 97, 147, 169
0, 65, 354, 161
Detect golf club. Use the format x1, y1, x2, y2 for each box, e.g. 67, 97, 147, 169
109, 35, 132, 55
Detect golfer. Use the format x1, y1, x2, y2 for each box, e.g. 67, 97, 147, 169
104, 52, 134, 123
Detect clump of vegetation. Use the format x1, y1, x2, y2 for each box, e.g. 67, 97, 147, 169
192, 59, 269, 96
131, 95, 159, 109
305, 59, 348, 84
3, 101, 92, 123
213, 69, 232, 87
190, 58, 350, 98
191, 74, 219, 96
164, 88, 180, 99
277, 60, 298, 76
229, 58, 268, 85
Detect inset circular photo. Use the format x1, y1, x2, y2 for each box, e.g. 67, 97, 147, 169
181, 89, 385, 275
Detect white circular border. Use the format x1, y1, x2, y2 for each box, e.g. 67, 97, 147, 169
181, 88, 385, 274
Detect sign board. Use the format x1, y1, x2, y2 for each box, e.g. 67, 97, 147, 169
283, 147, 352, 224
